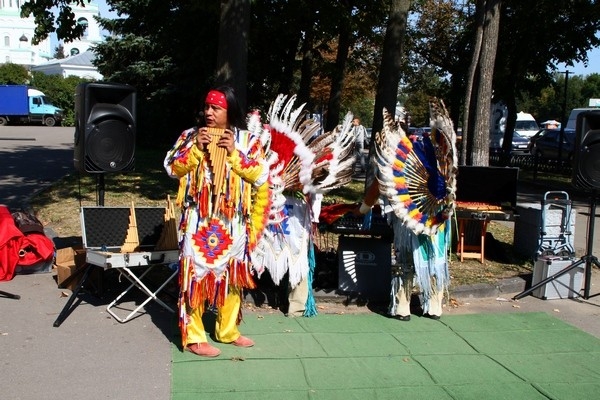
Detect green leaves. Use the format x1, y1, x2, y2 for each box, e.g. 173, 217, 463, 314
0, 63, 30, 85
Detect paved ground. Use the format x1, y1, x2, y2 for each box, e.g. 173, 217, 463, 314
0, 126, 74, 210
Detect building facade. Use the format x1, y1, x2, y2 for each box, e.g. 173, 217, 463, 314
0, 0, 52, 67
61, 1, 102, 57
1, 0, 102, 75
32, 50, 103, 80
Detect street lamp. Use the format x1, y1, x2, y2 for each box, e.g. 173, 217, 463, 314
558, 70, 570, 162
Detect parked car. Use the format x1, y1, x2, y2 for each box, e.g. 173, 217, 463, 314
407, 127, 424, 138
529, 128, 576, 160
420, 126, 432, 136
489, 131, 531, 154
509, 131, 531, 154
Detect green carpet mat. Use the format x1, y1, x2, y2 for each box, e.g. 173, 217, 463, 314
171, 312, 600, 399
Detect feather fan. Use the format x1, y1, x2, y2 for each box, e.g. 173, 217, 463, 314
375, 98, 457, 236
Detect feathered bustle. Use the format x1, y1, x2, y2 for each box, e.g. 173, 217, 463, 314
250, 94, 358, 287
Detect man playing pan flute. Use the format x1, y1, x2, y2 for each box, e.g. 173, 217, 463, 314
164, 86, 270, 357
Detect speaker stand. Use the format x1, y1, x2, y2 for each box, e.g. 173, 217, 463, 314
514, 192, 600, 300
0, 290, 20, 300
96, 174, 105, 206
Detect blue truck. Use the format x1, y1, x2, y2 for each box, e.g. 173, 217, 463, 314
0, 85, 64, 127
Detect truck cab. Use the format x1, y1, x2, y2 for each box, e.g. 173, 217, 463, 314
26, 88, 64, 127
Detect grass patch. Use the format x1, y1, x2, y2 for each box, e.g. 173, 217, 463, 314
31, 147, 176, 239
448, 221, 533, 286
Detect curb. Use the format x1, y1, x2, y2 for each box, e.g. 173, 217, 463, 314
310, 276, 530, 306
449, 277, 528, 299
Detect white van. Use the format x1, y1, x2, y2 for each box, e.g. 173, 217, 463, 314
514, 111, 540, 138
489, 105, 539, 147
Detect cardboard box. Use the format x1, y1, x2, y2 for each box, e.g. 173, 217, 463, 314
55, 246, 87, 291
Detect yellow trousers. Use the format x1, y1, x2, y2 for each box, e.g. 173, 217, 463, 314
184, 287, 242, 346
287, 278, 309, 317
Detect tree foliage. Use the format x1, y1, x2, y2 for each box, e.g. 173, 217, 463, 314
31, 72, 93, 126
93, 1, 221, 144
53, 44, 66, 59
0, 63, 31, 84
527, 72, 600, 123
19, 0, 600, 160
20, 0, 90, 45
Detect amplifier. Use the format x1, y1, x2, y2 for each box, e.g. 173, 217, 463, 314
337, 236, 391, 301
532, 256, 582, 299
328, 214, 393, 237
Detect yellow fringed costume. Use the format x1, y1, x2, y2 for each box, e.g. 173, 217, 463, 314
164, 126, 269, 346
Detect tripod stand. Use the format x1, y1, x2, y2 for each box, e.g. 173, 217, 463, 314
514, 191, 600, 300
0, 290, 20, 300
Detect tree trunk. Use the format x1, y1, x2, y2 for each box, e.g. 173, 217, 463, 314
366, 0, 411, 190
471, 0, 501, 167
500, 88, 517, 166
371, 0, 411, 138
297, 29, 315, 108
325, 15, 352, 132
461, 0, 485, 166
216, 0, 250, 111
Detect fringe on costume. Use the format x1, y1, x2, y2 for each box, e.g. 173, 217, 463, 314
387, 219, 450, 316
303, 240, 318, 317
178, 255, 257, 344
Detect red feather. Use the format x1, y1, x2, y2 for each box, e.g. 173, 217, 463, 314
269, 129, 297, 168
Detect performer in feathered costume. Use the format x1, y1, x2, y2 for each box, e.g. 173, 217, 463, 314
355, 97, 457, 321
164, 86, 271, 357
251, 94, 356, 317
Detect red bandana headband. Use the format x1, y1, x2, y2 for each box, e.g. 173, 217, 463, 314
206, 90, 228, 109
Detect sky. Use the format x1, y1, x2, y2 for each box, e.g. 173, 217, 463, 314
557, 44, 600, 77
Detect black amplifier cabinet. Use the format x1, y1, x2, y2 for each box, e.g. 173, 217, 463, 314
337, 236, 391, 301
456, 165, 518, 208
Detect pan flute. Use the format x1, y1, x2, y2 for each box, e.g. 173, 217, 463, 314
205, 127, 228, 213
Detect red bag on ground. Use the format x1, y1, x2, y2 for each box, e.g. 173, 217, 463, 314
0, 205, 23, 281
17, 232, 54, 267
0, 206, 55, 280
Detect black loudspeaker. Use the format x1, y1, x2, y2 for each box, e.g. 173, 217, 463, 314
572, 110, 600, 190
74, 82, 136, 173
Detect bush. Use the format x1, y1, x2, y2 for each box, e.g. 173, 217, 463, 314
31, 72, 95, 127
